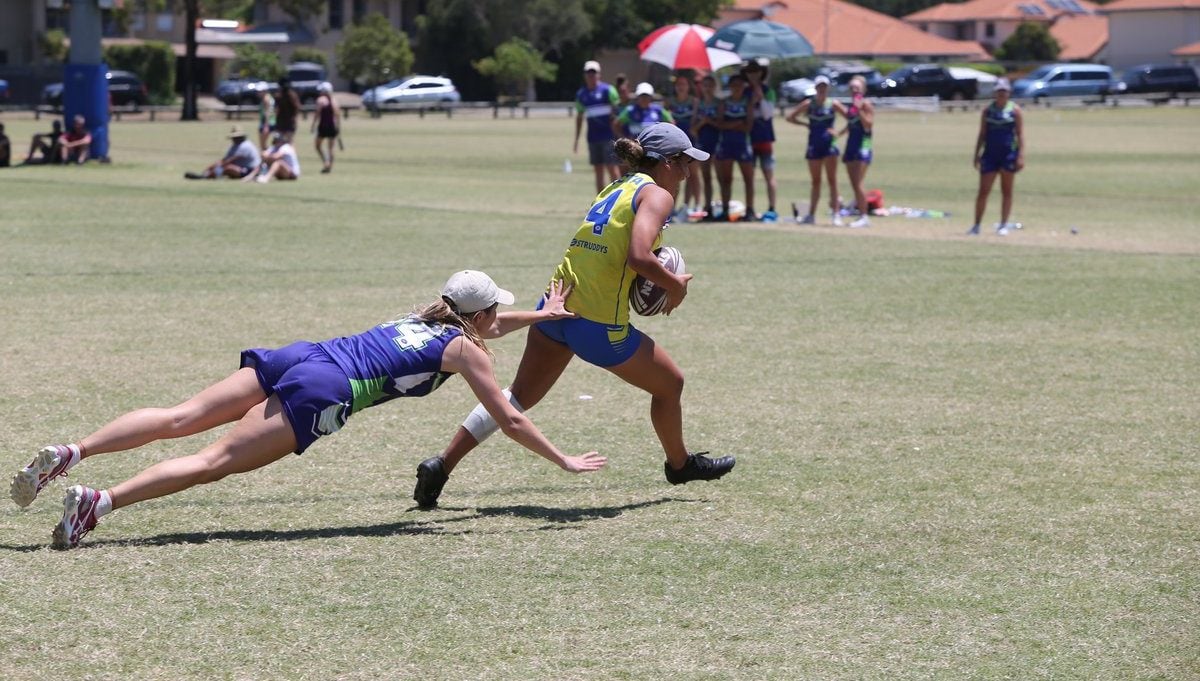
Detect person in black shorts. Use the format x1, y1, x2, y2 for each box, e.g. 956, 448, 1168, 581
311, 83, 341, 173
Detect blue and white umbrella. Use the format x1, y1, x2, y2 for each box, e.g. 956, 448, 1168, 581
706, 20, 814, 59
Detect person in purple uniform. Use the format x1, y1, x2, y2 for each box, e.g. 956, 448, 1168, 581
968, 78, 1024, 236
613, 82, 675, 138
714, 74, 756, 221
10, 274, 604, 550
787, 76, 846, 225
573, 60, 621, 194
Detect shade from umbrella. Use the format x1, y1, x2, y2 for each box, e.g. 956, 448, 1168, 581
638, 23, 744, 72
706, 20, 814, 59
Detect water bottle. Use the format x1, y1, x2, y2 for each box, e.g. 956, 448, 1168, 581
563, 159, 573, 174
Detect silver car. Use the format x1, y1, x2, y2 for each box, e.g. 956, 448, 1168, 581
361, 75, 461, 106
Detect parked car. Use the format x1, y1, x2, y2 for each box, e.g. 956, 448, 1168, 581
360, 75, 462, 106
42, 70, 148, 108
286, 62, 332, 104
780, 67, 884, 102
1112, 64, 1200, 96
878, 64, 978, 100
947, 66, 1000, 99
0, 79, 8, 101
216, 78, 278, 105
1011, 63, 1114, 100
780, 77, 816, 102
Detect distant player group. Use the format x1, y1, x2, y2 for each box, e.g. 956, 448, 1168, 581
574, 61, 1024, 235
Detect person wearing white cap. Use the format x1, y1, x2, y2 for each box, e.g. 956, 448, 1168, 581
17, 273, 602, 549
311, 81, 340, 174
968, 77, 1024, 236
413, 122, 736, 509
574, 60, 621, 193
787, 75, 848, 225
613, 82, 675, 139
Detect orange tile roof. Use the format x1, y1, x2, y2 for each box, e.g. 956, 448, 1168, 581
1171, 40, 1200, 55
1100, 0, 1200, 11
1050, 13, 1108, 60
727, 0, 990, 59
906, 0, 1100, 23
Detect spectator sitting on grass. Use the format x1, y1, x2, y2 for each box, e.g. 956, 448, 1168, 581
185, 126, 262, 180
23, 120, 62, 165
246, 131, 300, 184
0, 123, 10, 168
60, 115, 92, 165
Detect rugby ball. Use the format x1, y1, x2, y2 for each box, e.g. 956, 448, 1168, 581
630, 246, 685, 316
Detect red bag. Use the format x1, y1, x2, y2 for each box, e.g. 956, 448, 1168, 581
866, 189, 884, 211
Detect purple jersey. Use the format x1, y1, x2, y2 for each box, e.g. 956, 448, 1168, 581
317, 317, 462, 414
576, 82, 619, 143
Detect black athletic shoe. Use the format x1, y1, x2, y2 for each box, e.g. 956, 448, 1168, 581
413, 457, 449, 508
664, 452, 736, 485
184, 171, 205, 180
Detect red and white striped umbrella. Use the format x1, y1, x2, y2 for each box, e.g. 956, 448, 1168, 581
638, 23, 744, 72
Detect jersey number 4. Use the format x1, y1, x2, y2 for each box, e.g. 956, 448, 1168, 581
389, 321, 436, 352
585, 190, 622, 236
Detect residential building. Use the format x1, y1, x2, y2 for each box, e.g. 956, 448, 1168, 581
904, 0, 1107, 61
722, 0, 991, 62
1100, 0, 1200, 68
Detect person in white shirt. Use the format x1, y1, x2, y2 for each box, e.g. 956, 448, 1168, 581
247, 132, 301, 184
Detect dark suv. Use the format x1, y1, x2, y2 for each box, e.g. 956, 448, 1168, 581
42, 70, 148, 108
286, 62, 331, 103
1114, 64, 1200, 96
878, 64, 977, 100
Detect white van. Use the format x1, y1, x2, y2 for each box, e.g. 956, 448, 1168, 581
1011, 64, 1114, 100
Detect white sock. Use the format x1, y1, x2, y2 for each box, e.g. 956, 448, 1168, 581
95, 490, 113, 518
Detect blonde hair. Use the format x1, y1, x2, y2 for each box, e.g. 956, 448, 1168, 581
850, 75, 867, 92
406, 299, 493, 359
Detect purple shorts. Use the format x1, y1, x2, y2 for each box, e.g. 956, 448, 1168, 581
979, 150, 1019, 174
240, 341, 353, 454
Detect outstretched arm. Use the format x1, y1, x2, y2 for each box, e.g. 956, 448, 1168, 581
477, 280, 578, 339
444, 338, 606, 473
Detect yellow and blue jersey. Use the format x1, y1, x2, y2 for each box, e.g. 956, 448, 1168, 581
551, 173, 664, 326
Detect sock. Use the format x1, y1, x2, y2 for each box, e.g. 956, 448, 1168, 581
61, 443, 82, 471
95, 490, 113, 518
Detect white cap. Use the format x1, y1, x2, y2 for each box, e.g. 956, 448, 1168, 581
634, 82, 655, 97
318, 82, 333, 93
583, 60, 601, 73
814, 75, 831, 87
994, 77, 1012, 91
441, 270, 515, 314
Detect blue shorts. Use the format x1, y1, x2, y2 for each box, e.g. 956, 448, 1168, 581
843, 146, 872, 164
806, 139, 839, 160
534, 304, 644, 368
696, 130, 720, 155
980, 151, 1018, 174
240, 341, 353, 454
716, 136, 753, 163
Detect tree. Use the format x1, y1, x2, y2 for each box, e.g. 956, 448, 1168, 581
290, 47, 328, 69
277, 0, 325, 25
474, 38, 559, 101
228, 44, 285, 80
336, 13, 415, 90
38, 29, 68, 64
994, 22, 1061, 61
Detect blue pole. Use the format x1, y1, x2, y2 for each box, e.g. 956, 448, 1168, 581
65, 0, 109, 161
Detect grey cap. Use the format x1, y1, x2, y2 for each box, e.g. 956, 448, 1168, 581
637, 122, 709, 162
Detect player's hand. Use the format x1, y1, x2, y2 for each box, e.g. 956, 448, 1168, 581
1015, 155, 1025, 172
973, 156, 981, 169
663, 273, 693, 316
541, 280, 578, 320
560, 452, 607, 473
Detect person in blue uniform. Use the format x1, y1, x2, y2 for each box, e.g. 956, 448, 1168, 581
11, 274, 604, 549
666, 73, 702, 220
968, 78, 1024, 236
574, 60, 621, 194
715, 74, 757, 221
613, 82, 675, 138
838, 75, 875, 229
787, 76, 846, 225
742, 59, 780, 221
691, 74, 722, 221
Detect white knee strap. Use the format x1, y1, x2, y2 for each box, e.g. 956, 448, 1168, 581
462, 389, 524, 443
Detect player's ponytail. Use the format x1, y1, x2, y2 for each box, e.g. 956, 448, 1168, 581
407, 300, 493, 359
614, 137, 661, 172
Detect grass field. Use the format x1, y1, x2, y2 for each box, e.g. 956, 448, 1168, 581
0, 107, 1197, 680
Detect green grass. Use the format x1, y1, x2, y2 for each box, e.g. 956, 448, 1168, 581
0, 108, 1197, 680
